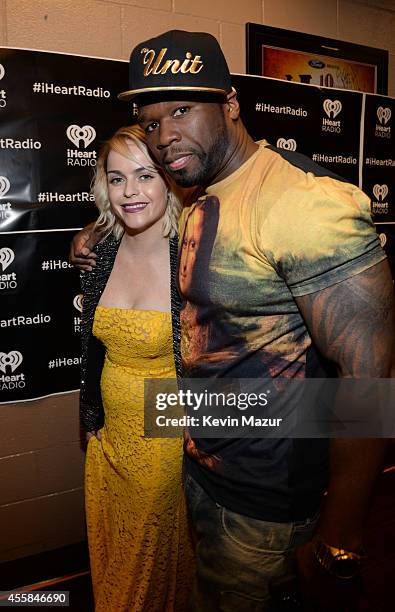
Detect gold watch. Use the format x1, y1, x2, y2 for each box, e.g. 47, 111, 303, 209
313, 537, 366, 579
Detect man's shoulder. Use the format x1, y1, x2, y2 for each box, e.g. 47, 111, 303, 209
253, 142, 365, 215
257, 141, 348, 185
251, 143, 374, 230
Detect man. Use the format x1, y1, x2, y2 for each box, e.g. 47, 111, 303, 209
72, 31, 394, 611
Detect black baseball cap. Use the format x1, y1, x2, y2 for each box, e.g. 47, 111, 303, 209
118, 30, 232, 103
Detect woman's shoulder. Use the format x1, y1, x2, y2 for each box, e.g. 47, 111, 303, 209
80, 234, 121, 293
94, 233, 121, 257
92, 234, 121, 271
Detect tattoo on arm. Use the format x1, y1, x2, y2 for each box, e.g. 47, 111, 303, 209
296, 260, 394, 377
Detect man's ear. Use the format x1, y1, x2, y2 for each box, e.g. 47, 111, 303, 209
225, 88, 240, 120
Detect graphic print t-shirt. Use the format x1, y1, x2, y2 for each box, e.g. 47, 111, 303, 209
178, 141, 386, 521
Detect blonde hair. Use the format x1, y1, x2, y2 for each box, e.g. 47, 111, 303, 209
93, 124, 181, 239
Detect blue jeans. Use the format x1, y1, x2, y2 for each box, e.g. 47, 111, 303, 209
184, 473, 319, 612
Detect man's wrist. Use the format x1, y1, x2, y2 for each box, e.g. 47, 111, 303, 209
313, 535, 366, 579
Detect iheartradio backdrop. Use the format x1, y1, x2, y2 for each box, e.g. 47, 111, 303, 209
0, 49, 394, 402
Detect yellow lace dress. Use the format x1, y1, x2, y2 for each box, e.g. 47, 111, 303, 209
85, 306, 194, 612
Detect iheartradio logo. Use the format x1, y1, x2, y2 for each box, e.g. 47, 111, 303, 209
276, 138, 297, 151
323, 99, 342, 119
377, 107, 391, 125
73, 294, 83, 312
0, 176, 10, 198
379, 233, 387, 248
0, 350, 23, 373
373, 184, 389, 201
66, 125, 96, 148
0, 247, 14, 271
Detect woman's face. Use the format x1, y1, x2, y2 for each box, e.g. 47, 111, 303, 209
106, 139, 168, 235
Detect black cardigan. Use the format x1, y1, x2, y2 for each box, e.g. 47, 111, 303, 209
79, 234, 182, 432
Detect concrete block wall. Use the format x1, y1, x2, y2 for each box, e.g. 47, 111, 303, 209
0, 1, 394, 91
0, 0, 394, 563
0, 393, 85, 562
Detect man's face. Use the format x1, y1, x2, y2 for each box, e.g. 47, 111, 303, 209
138, 100, 230, 188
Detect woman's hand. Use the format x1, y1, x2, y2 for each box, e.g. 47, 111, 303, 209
86, 429, 102, 441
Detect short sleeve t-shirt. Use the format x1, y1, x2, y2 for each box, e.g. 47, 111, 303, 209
178, 142, 386, 521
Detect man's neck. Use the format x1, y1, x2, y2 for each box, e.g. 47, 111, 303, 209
209, 127, 258, 186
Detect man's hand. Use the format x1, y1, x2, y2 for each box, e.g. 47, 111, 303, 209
296, 541, 364, 612
69, 222, 101, 271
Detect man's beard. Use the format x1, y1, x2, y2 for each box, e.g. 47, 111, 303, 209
167, 126, 230, 188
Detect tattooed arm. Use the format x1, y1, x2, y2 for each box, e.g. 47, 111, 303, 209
297, 259, 394, 379
294, 259, 394, 610
296, 259, 394, 549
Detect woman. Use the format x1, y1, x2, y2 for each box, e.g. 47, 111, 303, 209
79, 125, 193, 611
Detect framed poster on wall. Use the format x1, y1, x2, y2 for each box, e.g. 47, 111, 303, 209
246, 23, 389, 94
